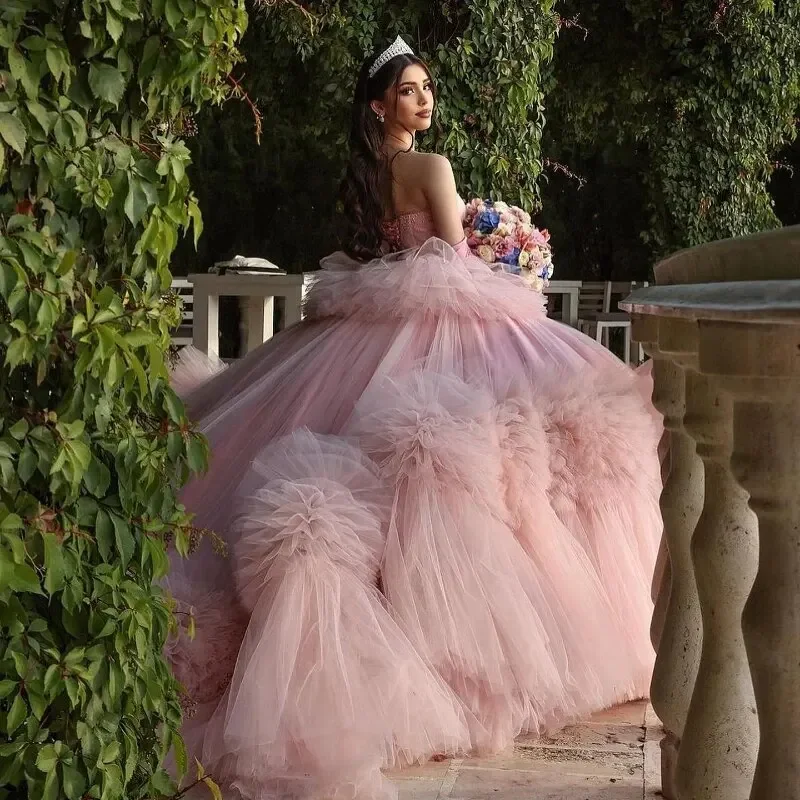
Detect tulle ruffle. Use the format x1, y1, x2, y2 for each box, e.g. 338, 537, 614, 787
303, 238, 547, 322
170, 345, 227, 398
197, 430, 472, 800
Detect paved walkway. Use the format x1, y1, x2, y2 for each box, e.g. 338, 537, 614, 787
388, 702, 663, 800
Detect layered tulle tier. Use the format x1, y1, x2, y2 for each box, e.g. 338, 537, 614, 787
166, 237, 663, 800
303, 238, 547, 322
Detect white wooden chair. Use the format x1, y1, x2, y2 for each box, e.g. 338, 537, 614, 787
578, 281, 644, 365
171, 278, 194, 348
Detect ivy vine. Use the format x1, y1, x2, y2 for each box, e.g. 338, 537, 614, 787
0, 1, 247, 798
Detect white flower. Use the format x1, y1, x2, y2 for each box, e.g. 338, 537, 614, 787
518, 250, 531, 267
521, 272, 545, 293
477, 244, 495, 263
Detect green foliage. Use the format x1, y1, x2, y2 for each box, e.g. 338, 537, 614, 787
0, 1, 246, 798
547, 0, 800, 256
174, 0, 559, 275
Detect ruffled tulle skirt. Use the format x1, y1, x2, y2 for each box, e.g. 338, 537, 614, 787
165, 239, 662, 800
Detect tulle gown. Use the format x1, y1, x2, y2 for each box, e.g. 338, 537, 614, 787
165, 207, 663, 800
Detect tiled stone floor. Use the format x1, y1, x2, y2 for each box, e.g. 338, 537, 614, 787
388, 702, 663, 800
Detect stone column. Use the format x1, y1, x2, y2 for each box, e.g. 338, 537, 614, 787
675, 365, 758, 800
704, 320, 800, 800
631, 314, 671, 652
647, 318, 704, 800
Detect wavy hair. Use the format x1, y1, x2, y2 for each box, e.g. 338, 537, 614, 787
340, 45, 434, 261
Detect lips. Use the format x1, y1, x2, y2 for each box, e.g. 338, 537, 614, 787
416, 110, 432, 118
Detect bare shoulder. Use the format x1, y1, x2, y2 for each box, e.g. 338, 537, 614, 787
395, 150, 452, 181
418, 152, 453, 179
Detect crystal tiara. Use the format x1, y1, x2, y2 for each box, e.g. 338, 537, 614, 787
369, 35, 414, 78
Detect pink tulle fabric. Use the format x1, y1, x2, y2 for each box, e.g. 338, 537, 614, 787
164, 216, 663, 800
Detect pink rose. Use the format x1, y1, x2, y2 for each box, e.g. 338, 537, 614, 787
511, 206, 532, 224
494, 239, 514, 258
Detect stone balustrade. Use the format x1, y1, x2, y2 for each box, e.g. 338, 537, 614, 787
621, 225, 800, 800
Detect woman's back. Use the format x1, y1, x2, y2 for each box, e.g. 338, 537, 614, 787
383, 150, 466, 249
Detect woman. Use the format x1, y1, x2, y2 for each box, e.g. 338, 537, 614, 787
166, 38, 663, 800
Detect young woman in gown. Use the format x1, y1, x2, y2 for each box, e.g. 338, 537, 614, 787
165, 37, 663, 800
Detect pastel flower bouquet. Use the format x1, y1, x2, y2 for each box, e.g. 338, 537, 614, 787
463, 198, 554, 292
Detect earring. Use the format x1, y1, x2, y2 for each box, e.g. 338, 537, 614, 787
376, 112, 385, 123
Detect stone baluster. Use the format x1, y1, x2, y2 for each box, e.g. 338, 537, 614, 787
673, 347, 759, 800
630, 315, 670, 653
702, 319, 800, 800
633, 314, 704, 800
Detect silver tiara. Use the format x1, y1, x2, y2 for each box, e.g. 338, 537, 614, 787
369, 35, 414, 78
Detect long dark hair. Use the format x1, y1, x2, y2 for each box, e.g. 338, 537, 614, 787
340, 44, 435, 260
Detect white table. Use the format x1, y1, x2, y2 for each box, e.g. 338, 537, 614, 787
188, 272, 304, 356
543, 280, 582, 327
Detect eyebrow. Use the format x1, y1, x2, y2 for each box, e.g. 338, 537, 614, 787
399, 79, 431, 87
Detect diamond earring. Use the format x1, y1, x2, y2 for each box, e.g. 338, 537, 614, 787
376, 112, 385, 123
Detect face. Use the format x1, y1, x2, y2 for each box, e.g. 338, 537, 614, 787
373, 63, 434, 133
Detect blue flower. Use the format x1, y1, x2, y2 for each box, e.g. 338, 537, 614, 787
475, 208, 501, 234
498, 247, 521, 266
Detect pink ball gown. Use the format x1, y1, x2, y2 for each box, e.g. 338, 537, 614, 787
165, 208, 663, 800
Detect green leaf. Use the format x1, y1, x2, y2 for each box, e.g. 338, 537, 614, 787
45, 47, 69, 85
123, 732, 138, 782
166, 431, 182, 461
26, 100, 54, 134
203, 775, 223, 800
95, 509, 113, 561
0, 259, 20, 299
0, 112, 27, 155
8, 46, 37, 98
88, 63, 126, 107
163, 390, 184, 422
84, 457, 111, 497
0, 510, 22, 531
57, 250, 77, 276
6, 693, 26, 735
111, 513, 135, 569
123, 329, 155, 347
0, 679, 18, 699
124, 176, 149, 226
61, 763, 86, 800
42, 764, 60, 800
18, 443, 37, 482
186, 435, 206, 473
43, 532, 66, 595
9, 418, 29, 440
188, 198, 203, 247
28, 689, 48, 720
165, 0, 183, 28
64, 110, 87, 147
172, 733, 188, 779
43, 664, 60, 697
0, 549, 42, 594
106, 11, 125, 43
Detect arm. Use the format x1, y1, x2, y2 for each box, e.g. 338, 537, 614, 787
421, 155, 467, 247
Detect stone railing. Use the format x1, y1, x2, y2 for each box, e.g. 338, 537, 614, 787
620, 225, 800, 800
